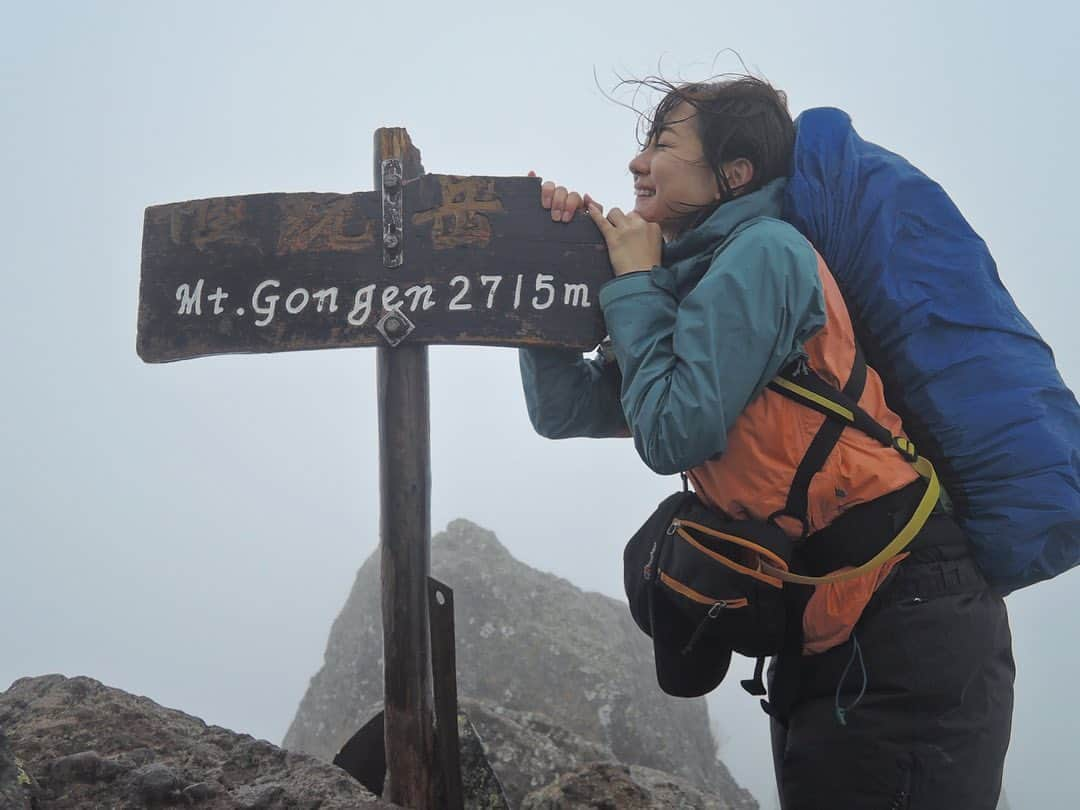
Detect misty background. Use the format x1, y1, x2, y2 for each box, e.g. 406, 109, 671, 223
2, 1, 1077, 807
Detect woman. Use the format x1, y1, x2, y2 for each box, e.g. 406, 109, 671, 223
520, 76, 1013, 809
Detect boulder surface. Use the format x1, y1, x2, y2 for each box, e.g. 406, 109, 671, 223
0, 674, 397, 809
522, 761, 756, 810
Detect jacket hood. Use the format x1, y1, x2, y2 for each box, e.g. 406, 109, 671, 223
662, 178, 787, 264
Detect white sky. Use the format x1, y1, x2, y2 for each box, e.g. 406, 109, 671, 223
2, 1, 1077, 807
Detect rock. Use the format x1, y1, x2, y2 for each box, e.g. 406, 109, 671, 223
183, 780, 220, 802
285, 519, 752, 806
127, 746, 157, 767
131, 761, 181, 801
48, 750, 129, 784
460, 698, 612, 806
627, 764, 758, 810
1, 727, 34, 810
457, 711, 510, 810
234, 782, 284, 808
0, 674, 399, 809
521, 761, 757, 810
521, 763, 649, 810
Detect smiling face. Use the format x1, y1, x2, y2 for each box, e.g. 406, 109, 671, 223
629, 102, 723, 235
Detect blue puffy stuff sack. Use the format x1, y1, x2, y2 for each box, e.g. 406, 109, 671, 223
782, 107, 1080, 594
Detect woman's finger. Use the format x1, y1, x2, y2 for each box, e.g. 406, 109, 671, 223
606, 207, 627, 228
540, 180, 556, 210
551, 186, 569, 221
535, 177, 590, 223
586, 202, 614, 237
563, 191, 583, 222
584, 193, 604, 216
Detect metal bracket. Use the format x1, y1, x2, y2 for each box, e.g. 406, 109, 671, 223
429, 577, 465, 810
381, 158, 404, 268
375, 306, 415, 347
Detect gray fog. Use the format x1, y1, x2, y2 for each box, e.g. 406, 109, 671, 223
2, 1, 1076, 807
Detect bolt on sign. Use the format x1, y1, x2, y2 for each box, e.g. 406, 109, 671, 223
138, 169, 610, 362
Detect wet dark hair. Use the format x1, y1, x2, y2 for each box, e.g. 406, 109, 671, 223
626, 74, 795, 232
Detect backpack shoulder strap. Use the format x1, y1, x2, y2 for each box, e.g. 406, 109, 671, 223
763, 348, 941, 586
766, 344, 870, 537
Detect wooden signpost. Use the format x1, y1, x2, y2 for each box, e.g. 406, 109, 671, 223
137, 129, 611, 809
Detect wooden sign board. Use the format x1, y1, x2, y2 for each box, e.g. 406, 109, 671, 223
137, 175, 611, 363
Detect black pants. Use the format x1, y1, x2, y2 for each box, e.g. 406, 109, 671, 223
770, 516, 1015, 810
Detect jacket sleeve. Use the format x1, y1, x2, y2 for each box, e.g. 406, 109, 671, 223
518, 347, 629, 439
598, 223, 826, 475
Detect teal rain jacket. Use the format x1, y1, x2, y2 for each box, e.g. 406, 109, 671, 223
519, 178, 827, 475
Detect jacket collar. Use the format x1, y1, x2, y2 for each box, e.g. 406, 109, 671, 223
661, 178, 787, 264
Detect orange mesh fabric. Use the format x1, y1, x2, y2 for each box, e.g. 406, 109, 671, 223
801, 554, 909, 654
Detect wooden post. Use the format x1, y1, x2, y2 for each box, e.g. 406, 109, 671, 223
374, 128, 436, 809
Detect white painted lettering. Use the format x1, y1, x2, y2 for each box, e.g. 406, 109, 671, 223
285, 287, 310, 314
563, 283, 591, 308
449, 275, 472, 310
207, 286, 229, 315
513, 274, 523, 310
479, 275, 503, 309
252, 279, 281, 326
404, 284, 436, 312
532, 274, 555, 310
312, 287, 339, 313
381, 285, 401, 311
347, 284, 376, 326
175, 279, 205, 315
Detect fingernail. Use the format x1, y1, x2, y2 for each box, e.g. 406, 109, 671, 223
562, 210, 573, 223
551, 209, 561, 221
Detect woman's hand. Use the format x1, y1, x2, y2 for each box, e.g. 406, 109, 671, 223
586, 204, 663, 277
529, 171, 659, 276
529, 170, 597, 223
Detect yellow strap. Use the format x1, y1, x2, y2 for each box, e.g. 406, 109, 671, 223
771, 377, 855, 423
760, 454, 940, 586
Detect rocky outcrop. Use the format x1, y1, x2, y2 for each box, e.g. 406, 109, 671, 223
0, 674, 397, 809
1, 726, 33, 810
456, 709, 512, 810
521, 762, 756, 810
285, 519, 753, 807
460, 698, 614, 804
